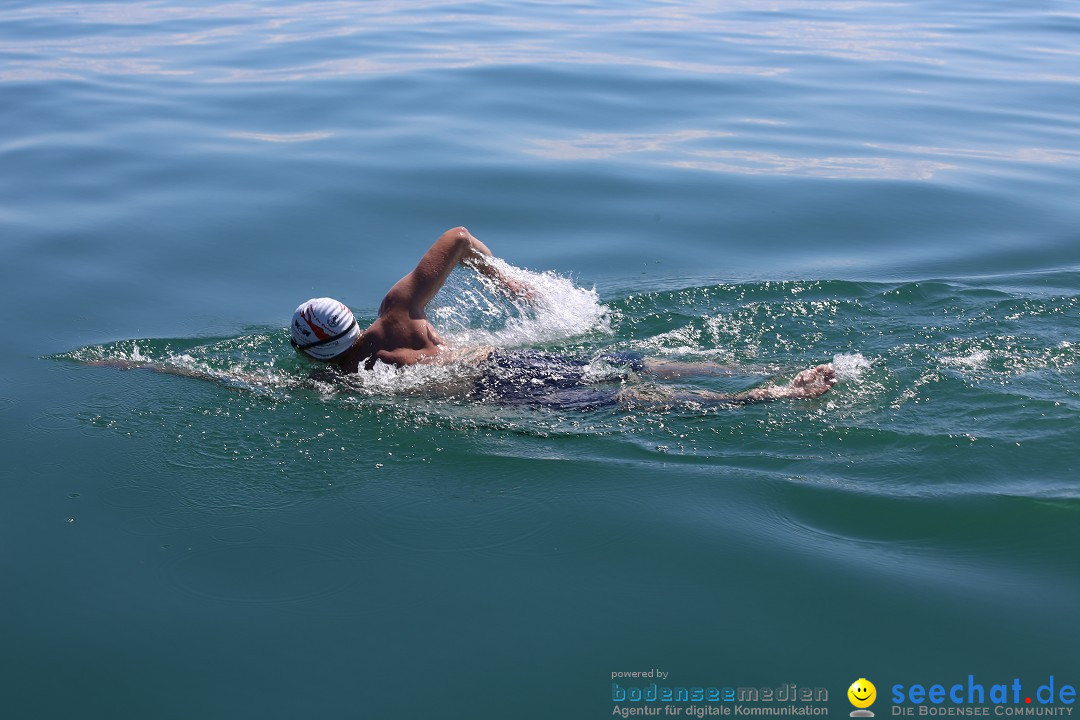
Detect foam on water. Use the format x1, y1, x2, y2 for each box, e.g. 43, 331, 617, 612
333, 357, 474, 398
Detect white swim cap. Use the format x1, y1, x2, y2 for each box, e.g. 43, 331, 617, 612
290, 297, 360, 361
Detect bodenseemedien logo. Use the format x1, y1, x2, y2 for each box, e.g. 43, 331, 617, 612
849, 678, 877, 717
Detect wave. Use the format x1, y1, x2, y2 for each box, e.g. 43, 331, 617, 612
54, 268, 1079, 499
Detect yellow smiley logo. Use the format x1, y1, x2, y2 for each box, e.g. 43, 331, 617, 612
848, 678, 877, 709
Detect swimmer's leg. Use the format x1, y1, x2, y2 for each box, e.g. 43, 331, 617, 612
641, 358, 762, 379
619, 364, 836, 407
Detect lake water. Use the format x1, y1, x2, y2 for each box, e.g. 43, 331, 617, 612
2, 1, 1078, 717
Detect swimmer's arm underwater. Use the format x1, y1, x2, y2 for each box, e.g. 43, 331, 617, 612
81, 358, 206, 377
79, 358, 270, 392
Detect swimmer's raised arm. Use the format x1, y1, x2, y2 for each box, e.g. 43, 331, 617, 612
379, 227, 480, 315
380, 227, 529, 315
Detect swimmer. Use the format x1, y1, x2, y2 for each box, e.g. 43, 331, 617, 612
291, 227, 836, 406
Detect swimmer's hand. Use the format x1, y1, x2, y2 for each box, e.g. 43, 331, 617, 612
463, 245, 536, 301
501, 277, 536, 301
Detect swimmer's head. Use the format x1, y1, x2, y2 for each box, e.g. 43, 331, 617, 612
290, 297, 360, 361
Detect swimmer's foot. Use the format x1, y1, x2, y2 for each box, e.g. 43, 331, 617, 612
747, 364, 836, 401
617, 364, 836, 408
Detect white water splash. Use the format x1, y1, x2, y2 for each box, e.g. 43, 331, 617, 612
336, 357, 476, 398
831, 352, 871, 380
431, 258, 610, 348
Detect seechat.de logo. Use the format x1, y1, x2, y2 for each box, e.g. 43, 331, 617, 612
849, 678, 877, 717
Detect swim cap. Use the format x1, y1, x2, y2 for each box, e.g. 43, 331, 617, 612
290, 297, 360, 361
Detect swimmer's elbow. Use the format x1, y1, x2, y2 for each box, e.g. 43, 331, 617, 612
444, 226, 491, 259
440, 227, 472, 252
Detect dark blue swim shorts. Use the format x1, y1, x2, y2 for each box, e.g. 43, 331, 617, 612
472, 350, 645, 409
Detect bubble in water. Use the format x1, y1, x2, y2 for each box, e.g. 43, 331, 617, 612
941, 349, 990, 370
